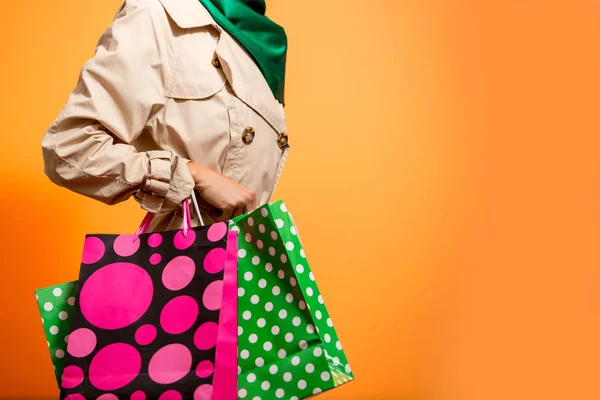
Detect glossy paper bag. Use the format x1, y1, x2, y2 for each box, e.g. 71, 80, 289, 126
231, 200, 354, 399
57, 218, 237, 400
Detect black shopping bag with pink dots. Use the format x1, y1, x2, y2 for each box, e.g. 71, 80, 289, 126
59, 201, 238, 400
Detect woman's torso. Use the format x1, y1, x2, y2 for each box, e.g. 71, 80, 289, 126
131, 0, 290, 232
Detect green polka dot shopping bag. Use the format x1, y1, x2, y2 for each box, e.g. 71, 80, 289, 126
230, 200, 354, 399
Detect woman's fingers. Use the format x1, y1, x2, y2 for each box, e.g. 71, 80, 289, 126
218, 205, 235, 222
245, 188, 257, 212
232, 205, 245, 218
209, 209, 222, 222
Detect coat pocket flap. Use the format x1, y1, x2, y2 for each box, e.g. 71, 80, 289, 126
165, 29, 227, 99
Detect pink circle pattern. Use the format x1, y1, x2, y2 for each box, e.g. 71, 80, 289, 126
148, 344, 192, 384
82, 236, 105, 264
162, 256, 196, 291
80, 262, 153, 330
147, 233, 163, 247
89, 343, 142, 391
66, 328, 97, 358
159, 390, 183, 400
61, 365, 84, 389
135, 324, 157, 346
62, 225, 227, 398
160, 296, 199, 334
202, 280, 223, 311
195, 360, 214, 378
97, 394, 118, 400
130, 390, 146, 400
173, 228, 196, 250
64, 395, 85, 400
113, 234, 141, 257
150, 253, 162, 265
193, 322, 218, 350
203, 247, 226, 274
194, 384, 213, 400
207, 222, 227, 242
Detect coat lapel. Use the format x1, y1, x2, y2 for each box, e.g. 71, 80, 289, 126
214, 27, 287, 135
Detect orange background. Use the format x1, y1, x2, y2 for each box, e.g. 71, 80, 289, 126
1, 0, 600, 399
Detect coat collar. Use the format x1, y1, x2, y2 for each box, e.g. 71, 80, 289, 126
158, 0, 214, 29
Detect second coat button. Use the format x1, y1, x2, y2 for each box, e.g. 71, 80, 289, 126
242, 126, 255, 144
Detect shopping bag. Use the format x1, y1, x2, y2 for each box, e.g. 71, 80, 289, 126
231, 200, 354, 399
57, 199, 239, 400
35, 281, 78, 385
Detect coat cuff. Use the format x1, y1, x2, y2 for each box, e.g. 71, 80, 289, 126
134, 150, 195, 213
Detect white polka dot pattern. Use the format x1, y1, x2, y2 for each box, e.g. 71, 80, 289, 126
230, 201, 354, 399
34, 281, 78, 386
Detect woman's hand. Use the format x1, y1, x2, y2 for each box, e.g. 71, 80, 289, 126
186, 161, 257, 221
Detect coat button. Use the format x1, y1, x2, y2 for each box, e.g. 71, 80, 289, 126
277, 132, 289, 149
212, 54, 221, 68
242, 127, 255, 144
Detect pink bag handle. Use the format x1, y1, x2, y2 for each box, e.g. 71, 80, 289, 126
132, 194, 199, 243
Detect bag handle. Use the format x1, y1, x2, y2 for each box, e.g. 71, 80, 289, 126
132, 190, 205, 242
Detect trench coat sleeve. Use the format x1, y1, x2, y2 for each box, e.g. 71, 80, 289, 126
41, 0, 195, 213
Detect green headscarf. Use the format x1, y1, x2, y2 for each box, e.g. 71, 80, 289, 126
198, 0, 288, 106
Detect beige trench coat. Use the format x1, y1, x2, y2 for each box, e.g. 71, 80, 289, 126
41, 0, 290, 233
